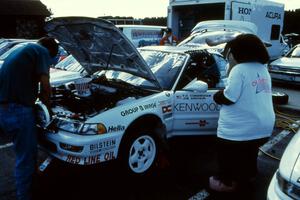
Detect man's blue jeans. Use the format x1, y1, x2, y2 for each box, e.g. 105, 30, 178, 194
0, 103, 37, 200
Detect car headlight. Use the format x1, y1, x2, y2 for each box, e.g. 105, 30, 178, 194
81, 123, 107, 135
277, 171, 300, 199
56, 119, 83, 133
55, 118, 107, 135
269, 65, 280, 71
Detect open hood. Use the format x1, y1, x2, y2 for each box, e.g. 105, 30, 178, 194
45, 17, 161, 89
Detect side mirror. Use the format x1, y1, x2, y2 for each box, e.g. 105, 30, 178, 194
183, 80, 208, 93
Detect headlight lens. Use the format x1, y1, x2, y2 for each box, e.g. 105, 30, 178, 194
57, 119, 83, 133
269, 65, 280, 71
277, 171, 300, 199
55, 118, 107, 135
80, 123, 107, 135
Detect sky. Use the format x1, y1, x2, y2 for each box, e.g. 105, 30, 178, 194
40, 0, 300, 19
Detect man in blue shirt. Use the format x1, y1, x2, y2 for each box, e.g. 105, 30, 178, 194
0, 37, 58, 200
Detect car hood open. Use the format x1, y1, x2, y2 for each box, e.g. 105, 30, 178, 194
45, 17, 161, 89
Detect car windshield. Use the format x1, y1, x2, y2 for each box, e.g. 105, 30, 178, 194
178, 31, 241, 47
286, 46, 300, 58
98, 50, 187, 90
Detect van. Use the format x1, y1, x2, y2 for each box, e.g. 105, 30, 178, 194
168, 0, 289, 60
117, 25, 166, 48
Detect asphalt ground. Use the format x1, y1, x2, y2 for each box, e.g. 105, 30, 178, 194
0, 128, 291, 200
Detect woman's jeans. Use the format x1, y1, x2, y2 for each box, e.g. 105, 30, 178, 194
0, 103, 37, 200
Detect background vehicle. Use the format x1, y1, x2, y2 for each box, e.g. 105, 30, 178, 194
0, 38, 36, 56
269, 44, 300, 85
267, 129, 300, 200
0, 41, 68, 69
177, 20, 257, 53
167, 0, 289, 60
117, 25, 166, 47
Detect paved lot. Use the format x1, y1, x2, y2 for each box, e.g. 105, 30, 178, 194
0, 129, 287, 200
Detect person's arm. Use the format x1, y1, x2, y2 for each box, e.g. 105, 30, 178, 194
213, 90, 234, 105
159, 37, 166, 45
39, 74, 52, 110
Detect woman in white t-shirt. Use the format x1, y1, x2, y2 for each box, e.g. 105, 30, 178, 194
209, 34, 275, 193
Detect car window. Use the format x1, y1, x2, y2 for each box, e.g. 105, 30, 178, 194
99, 50, 187, 90
176, 51, 226, 90
178, 31, 241, 47
288, 46, 300, 58
140, 50, 187, 89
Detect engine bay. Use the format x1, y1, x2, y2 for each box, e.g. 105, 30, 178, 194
49, 75, 154, 121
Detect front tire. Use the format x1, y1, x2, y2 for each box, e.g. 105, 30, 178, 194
119, 127, 159, 176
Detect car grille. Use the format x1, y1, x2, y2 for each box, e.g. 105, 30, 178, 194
38, 136, 57, 153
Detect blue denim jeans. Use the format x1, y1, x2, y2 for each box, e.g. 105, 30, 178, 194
0, 103, 37, 200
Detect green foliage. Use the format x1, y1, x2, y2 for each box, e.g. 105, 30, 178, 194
283, 9, 300, 34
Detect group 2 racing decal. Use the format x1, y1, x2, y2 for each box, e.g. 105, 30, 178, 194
120, 103, 157, 116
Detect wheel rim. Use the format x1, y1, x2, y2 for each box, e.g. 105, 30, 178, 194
128, 135, 156, 173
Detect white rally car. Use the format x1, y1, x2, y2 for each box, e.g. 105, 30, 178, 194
267, 129, 300, 200
37, 17, 227, 175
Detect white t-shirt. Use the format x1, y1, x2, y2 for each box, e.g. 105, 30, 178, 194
217, 62, 275, 141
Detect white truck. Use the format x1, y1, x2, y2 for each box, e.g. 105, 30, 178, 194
168, 0, 289, 60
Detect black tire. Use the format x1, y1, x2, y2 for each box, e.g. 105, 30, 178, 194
119, 126, 160, 176
272, 91, 289, 105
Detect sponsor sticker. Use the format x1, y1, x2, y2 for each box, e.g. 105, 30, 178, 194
107, 125, 125, 133
175, 103, 220, 112
185, 120, 209, 127
162, 105, 172, 113
90, 139, 116, 153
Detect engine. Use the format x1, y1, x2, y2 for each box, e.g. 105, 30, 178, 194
48, 76, 152, 121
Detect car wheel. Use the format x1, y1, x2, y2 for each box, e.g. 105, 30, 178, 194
272, 91, 289, 105
119, 127, 159, 176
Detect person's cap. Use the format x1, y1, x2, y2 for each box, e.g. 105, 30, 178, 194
166, 28, 172, 33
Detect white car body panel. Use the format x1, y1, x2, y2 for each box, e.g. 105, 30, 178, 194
267, 131, 300, 199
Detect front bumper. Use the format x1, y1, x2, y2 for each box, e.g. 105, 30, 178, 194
269, 70, 300, 85
38, 128, 122, 165
267, 171, 293, 200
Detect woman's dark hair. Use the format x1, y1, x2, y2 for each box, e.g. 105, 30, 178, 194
38, 36, 59, 58
224, 34, 270, 64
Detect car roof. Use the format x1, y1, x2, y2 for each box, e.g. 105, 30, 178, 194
116, 25, 166, 29
139, 45, 220, 55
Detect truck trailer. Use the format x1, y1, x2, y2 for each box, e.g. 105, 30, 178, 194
168, 0, 289, 60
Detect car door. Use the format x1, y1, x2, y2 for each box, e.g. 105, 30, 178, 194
172, 89, 220, 136
171, 51, 222, 136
